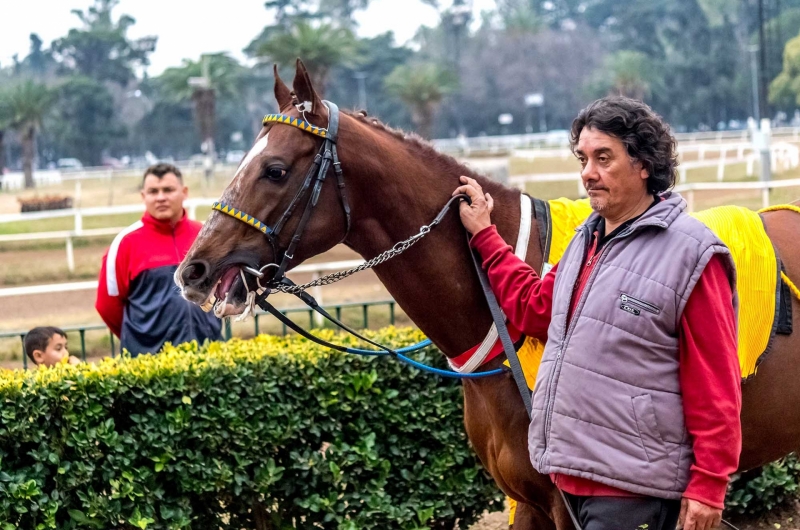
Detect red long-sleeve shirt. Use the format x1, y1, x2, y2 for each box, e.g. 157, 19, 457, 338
471, 225, 741, 509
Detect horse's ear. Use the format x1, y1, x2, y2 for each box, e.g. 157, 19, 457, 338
273, 64, 292, 112
292, 58, 324, 116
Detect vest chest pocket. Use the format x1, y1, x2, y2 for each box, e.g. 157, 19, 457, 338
632, 394, 667, 462
619, 293, 662, 316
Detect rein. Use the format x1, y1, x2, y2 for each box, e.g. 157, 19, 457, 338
212, 101, 525, 383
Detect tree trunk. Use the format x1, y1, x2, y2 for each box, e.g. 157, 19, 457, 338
192, 88, 216, 154
0, 129, 5, 174
22, 124, 35, 189
412, 103, 436, 140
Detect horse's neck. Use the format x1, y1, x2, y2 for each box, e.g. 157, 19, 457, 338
338, 125, 543, 357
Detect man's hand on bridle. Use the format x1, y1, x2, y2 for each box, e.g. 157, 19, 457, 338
453, 176, 494, 235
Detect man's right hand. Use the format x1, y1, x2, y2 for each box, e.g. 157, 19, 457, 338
452, 176, 494, 235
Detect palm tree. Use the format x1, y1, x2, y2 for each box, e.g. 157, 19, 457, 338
158, 53, 243, 162
1, 81, 55, 188
384, 63, 456, 139
587, 50, 660, 102
248, 20, 359, 96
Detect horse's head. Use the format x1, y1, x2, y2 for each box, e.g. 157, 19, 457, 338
176, 60, 350, 317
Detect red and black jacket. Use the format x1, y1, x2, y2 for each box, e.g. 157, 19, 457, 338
95, 211, 221, 356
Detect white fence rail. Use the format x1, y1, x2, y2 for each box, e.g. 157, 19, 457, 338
0, 259, 366, 312
435, 127, 800, 155
0, 198, 217, 273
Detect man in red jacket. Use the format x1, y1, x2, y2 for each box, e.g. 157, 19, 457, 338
454, 97, 740, 530
95, 163, 221, 356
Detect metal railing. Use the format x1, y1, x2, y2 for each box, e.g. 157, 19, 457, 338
1, 299, 399, 370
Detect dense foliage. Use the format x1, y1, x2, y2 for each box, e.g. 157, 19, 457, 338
0, 328, 504, 529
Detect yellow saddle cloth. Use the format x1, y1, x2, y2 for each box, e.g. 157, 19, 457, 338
505, 198, 782, 385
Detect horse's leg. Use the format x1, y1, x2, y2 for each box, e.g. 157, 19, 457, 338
511, 502, 556, 530
463, 372, 577, 529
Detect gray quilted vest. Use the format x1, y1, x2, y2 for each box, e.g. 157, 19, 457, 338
528, 192, 736, 499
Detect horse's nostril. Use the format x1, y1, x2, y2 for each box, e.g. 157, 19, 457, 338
182, 260, 209, 285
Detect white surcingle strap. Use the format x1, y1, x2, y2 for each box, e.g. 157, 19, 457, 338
449, 193, 533, 373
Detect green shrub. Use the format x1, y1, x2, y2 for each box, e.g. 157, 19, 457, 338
0, 328, 504, 529
726, 455, 800, 515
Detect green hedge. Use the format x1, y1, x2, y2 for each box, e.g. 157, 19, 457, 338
0, 328, 504, 529
726, 455, 800, 515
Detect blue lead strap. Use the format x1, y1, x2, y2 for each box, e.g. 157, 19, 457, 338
255, 293, 504, 379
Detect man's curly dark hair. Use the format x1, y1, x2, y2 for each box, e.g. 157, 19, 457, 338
570, 96, 679, 194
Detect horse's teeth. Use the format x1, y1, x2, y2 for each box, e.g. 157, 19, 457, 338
200, 294, 216, 313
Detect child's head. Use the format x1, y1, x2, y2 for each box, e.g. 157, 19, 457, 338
24, 327, 69, 367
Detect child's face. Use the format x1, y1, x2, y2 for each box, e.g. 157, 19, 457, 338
34, 334, 69, 367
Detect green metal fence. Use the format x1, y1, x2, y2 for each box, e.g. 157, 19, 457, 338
2, 300, 398, 370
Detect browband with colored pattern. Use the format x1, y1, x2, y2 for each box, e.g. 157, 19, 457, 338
212, 201, 271, 235
262, 114, 328, 138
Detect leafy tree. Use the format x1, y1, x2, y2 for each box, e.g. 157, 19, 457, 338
50, 0, 156, 86
325, 33, 414, 127
769, 32, 800, 107
384, 62, 455, 139
0, 81, 56, 188
247, 20, 359, 95
50, 76, 123, 166
587, 50, 661, 101
157, 53, 244, 159
14, 34, 58, 79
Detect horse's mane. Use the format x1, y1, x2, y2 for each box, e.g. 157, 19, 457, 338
347, 111, 485, 182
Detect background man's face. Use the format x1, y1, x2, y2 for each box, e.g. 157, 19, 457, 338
141, 173, 188, 223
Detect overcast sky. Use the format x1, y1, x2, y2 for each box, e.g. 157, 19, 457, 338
1, 0, 496, 75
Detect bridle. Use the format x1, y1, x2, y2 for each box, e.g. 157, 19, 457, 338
212, 100, 351, 293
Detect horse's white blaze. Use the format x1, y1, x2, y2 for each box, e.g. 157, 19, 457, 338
235, 133, 270, 179
201, 133, 271, 237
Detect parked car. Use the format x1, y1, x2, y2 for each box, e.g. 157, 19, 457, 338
57, 158, 83, 170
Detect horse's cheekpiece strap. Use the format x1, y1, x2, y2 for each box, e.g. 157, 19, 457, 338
212, 202, 271, 235
262, 114, 328, 139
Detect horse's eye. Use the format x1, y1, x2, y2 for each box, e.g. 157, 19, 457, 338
265, 167, 288, 181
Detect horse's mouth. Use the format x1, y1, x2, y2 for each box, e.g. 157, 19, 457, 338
200, 266, 250, 318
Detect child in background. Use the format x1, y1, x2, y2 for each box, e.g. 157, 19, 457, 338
24, 327, 81, 367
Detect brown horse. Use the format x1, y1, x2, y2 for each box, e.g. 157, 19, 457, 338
175, 60, 800, 529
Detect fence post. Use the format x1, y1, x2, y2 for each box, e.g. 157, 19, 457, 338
679, 167, 687, 183
686, 190, 695, 212
21, 335, 27, 370
717, 149, 726, 181
188, 203, 197, 220
224, 318, 232, 340
312, 271, 323, 326
762, 186, 770, 210
66, 236, 75, 273
74, 209, 83, 235
80, 329, 87, 360
746, 156, 755, 177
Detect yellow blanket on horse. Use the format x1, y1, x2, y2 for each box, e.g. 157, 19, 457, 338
506, 197, 784, 386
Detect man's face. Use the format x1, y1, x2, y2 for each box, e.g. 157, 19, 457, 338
34, 333, 69, 367
141, 173, 188, 223
575, 127, 649, 217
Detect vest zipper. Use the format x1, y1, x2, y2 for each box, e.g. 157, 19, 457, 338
540, 225, 636, 467
620, 293, 661, 314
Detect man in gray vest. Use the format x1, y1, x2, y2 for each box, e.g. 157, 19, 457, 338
455, 96, 741, 530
